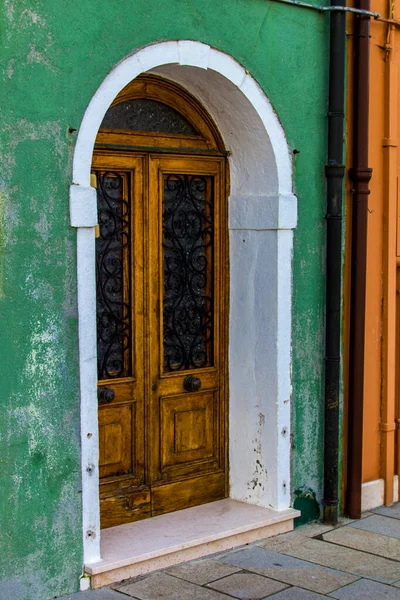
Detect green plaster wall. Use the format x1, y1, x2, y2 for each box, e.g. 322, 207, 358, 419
0, 1, 329, 598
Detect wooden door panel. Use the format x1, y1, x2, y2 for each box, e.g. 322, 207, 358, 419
151, 472, 225, 516
94, 150, 228, 526
98, 404, 133, 478
100, 487, 151, 529
160, 391, 218, 472
148, 155, 227, 510
93, 153, 147, 528
158, 369, 218, 395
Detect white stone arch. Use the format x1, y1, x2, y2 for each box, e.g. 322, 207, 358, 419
70, 40, 298, 565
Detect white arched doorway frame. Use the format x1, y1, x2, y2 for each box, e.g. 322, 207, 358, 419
70, 40, 298, 565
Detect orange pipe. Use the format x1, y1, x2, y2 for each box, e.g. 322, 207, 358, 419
381, 16, 397, 505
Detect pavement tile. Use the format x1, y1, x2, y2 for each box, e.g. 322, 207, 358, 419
322, 525, 400, 561
114, 572, 230, 599
350, 514, 400, 539
207, 572, 288, 598
216, 545, 323, 570
270, 536, 400, 583
256, 534, 306, 554
257, 519, 357, 552
215, 545, 357, 594
257, 523, 334, 549
267, 588, 327, 599
329, 578, 400, 599
372, 504, 400, 521
56, 590, 128, 599
165, 557, 241, 584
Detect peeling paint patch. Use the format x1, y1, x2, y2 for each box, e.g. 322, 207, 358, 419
4, 0, 15, 22
247, 413, 267, 496
0, 119, 65, 183
33, 212, 50, 242
7, 59, 15, 79
20, 8, 47, 27
26, 44, 57, 72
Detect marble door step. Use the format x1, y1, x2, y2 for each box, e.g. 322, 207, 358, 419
86, 499, 299, 588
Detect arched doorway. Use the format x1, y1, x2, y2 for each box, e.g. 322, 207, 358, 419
70, 41, 297, 567
92, 75, 229, 528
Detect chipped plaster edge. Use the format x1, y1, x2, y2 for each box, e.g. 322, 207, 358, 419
71, 40, 296, 565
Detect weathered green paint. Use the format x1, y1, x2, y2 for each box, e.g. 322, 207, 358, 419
293, 488, 321, 526
0, 1, 331, 598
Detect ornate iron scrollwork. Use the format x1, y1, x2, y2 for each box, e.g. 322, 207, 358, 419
100, 98, 197, 135
163, 174, 214, 371
96, 172, 131, 380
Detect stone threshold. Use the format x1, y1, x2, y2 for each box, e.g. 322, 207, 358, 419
85, 499, 299, 588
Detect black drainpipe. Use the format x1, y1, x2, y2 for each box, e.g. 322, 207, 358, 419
323, 0, 346, 526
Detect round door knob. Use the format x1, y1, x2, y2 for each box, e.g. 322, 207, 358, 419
98, 387, 115, 404
184, 376, 201, 392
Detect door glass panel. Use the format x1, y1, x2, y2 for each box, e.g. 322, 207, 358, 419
163, 174, 214, 371
100, 99, 197, 135
95, 171, 132, 379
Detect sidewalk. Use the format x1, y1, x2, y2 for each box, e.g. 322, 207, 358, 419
59, 503, 400, 600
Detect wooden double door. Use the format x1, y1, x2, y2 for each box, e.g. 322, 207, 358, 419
93, 151, 228, 528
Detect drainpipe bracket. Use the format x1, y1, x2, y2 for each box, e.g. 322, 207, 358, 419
382, 137, 397, 147
379, 422, 396, 432
349, 166, 373, 182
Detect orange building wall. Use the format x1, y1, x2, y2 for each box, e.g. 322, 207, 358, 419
345, 1, 400, 504
363, 7, 385, 483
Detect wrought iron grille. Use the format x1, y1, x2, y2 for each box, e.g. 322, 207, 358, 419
163, 174, 214, 371
95, 171, 131, 379
100, 98, 196, 135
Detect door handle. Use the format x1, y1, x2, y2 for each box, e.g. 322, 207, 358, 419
98, 387, 115, 405
184, 376, 201, 392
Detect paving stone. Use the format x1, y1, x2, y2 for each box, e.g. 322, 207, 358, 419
258, 521, 370, 555
165, 557, 241, 584
56, 590, 129, 599
114, 572, 230, 599
350, 514, 400, 539
207, 572, 288, 598
329, 578, 400, 599
257, 533, 314, 554
257, 527, 333, 553
323, 525, 400, 561
271, 536, 400, 583
267, 588, 327, 599
258, 522, 334, 547
258, 519, 357, 552
372, 504, 400, 521
216, 545, 357, 594
217, 545, 322, 569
